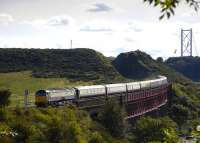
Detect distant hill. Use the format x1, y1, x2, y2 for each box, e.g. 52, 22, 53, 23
166, 56, 200, 82
112, 50, 190, 83
0, 48, 123, 83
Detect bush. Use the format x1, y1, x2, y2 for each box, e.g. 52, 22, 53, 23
0, 123, 13, 143
99, 99, 127, 138
11, 121, 31, 143
45, 118, 63, 143
89, 132, 104, 143
170, 104, 190, 126
0, 90, 11, 107
64, 121, 85, 143
0, 108, 7, 121
133, 117, 178, 143
26, 126, 48, 143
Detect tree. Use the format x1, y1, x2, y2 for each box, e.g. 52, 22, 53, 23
169, 104, 190, 126
0, 90, 11, 107
45, 118, 63, 143
144, 0, 200, 19
89, 132, 104, 143
12, 121, 31, 143
0, 124, 14, 143
98, 99, 128, 138
64, 121, 84, 143
133, 116, 178, 143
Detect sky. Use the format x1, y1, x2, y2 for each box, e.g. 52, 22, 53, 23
0, 0, 200, 59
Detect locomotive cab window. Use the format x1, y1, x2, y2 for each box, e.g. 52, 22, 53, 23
36, 90, 46, 96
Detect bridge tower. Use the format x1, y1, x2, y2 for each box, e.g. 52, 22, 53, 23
181, 29, 193, 57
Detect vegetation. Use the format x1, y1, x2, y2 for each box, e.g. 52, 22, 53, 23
166, 56, 200, 82
0, 90, 11, 107
0, 48, 124, 83
0, 106, 123, 143
143, 0, 199, 19
0, 90, 11, 122
0, 49, 200, 142
167, 83, 200, 130
132, 116, 179, 143
98, 99, 128, 138
89, 132, 104, 143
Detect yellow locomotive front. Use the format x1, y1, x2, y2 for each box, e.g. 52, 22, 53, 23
35, 90, 48, 106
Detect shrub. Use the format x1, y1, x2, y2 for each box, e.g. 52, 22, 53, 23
89, 132, 104, 143
12, 121, 31, 143
64, 121, 85, 143
133, 117, 178, 143
99, 99, 127, 137
170, 104, 190, 126
0, 108, 7, 121
45, 118, 63, 143
26, 126, 48, 143
0, 123, 13, 143
0, 90, 11, 107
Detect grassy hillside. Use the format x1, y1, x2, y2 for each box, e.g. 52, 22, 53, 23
0, 48, 124, 83
166, 56, 200, 82
0, 71, 93, 107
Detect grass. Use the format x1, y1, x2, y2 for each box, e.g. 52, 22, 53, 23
0, 71, 93, 107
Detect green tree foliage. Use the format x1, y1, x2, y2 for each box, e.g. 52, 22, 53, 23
45, 118, 63, 143
89, 132, 104, 143
64, 121, 84, 143
170, 104, 190, 126
0, 90, 11, 107
133, 116, 178, 143
0, 123, 13, 143
27, 127, 48, 143
99, 99, 127, 138
0, 90, 11, 122
0, 108, 7, 121
12, 121, 31, 143
168, 84, 200, 127
144, 0, 199, 19
0, 107, 124, 143
166, 56, 200, 82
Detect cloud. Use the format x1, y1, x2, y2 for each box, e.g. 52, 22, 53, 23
80, 25, 112, 32
0, 13, 14, 24
23, 15, 74, 30
87, 3, 112, 12
47, 16, 70, 26
128, 21, 144, 32
125, 37, 135, 43
133, 27, 143, 32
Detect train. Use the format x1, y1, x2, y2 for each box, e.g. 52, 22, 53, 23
35, 75, 168, 107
